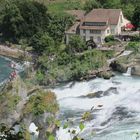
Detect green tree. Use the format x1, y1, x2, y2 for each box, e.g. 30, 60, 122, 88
0, 1, 23, 42
132, 4, 140, 29
122, 3, 135, 21
103, 0, 121, 8
30, 32, 55, 54
68, 35, 86, 53
84, 0, 101, 12
0, 0, 50, 42
17, 0, 49, 38
47, 13, 74, 43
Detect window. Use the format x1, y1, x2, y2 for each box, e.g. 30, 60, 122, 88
83, 29, 86, 33
90, 30, 101, 34
83, 36, 86, 41
90, 30, 94, 33
107, 29, 109, 34
111, 29, 115, 34
84, 22, 106, 26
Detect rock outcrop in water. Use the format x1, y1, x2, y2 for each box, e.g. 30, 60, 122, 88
80, 87, 118, 99
110, 51, 140, 76
0, 76, 59, 140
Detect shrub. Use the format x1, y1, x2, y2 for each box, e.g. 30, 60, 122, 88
131, 35, 140, 41
126, 42, 140, 53
68, 35, 86, 53
24, 90, 59, 116
105, 35, 115, 42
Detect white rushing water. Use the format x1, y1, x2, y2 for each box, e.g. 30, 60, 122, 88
53, 74, 140, 140
123, 67, 132, 76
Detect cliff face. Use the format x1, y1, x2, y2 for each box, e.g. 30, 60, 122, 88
0, 76, 59, 140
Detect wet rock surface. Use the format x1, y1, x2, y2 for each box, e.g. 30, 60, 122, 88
80, 87, 118, 99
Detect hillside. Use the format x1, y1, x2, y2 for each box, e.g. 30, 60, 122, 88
35, 0, 86, 12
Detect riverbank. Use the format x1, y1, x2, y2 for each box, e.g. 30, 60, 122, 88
0, 45, 32, 59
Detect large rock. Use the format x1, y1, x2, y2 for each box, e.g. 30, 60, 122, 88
0, 76, 58, 140
80, 87, 118, 99
132, 65, 140, 76
98, 71, 115, 79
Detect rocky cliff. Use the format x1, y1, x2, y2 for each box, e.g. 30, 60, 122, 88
0, 76, 59, 140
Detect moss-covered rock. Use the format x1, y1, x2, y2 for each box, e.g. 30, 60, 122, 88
98, 71, 114, 79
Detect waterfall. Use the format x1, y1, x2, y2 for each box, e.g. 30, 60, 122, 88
54, 75, 140, 140
123, 67, 132, 76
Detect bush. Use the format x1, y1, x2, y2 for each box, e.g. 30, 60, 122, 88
30, 32, 55, 55
68, 35, 86, 53
131, 35, 140, 41
24, 90, 59, 116
105, 35, 115, 42
126, 42, 140, 53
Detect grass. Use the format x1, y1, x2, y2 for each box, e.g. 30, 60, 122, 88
48, 1, 82, 12
34, 0, 86, 12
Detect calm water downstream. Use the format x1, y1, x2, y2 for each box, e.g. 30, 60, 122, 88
1, 56, 140, 140
0, 56, 13, 83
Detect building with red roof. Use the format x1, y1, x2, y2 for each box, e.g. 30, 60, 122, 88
65, 9, 130, 44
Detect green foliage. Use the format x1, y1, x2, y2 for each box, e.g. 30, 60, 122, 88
48, 0, 83, 12
63, 122, 69, 129
30, 32, 55, 54
103, 0, 121, 8
122, 3, 135, 21
104, 35, 115, 43
82, 111, 92, 120
126, 42, 140, 53
24, 90, 59, 116
132, 4, 140, 29
35, 70, 45, 84
37, 48, 107, 85
17, 0, 49, 37
84, 0, 101, 12
83, 0, 139, 21
0, 124, 24, 140
0, 1, 24, 42
47, 12, 75, 43
131, 35, 140, 41
48, 135, 55, 140
0, 92, 21, 113
0, 0, 49, 43
68, 35, 86, 53
103, 50, 115, 59
79, 122, 85, 131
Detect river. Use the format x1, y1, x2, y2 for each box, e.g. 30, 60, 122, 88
1, 55, 140, 140
0, 56, 13, 83
53, 74, 140, 140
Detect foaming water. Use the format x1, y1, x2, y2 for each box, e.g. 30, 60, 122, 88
53, 75, 140, 140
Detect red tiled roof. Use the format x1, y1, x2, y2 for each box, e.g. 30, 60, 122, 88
83, 9, 121, 25
65, 10, 86, 21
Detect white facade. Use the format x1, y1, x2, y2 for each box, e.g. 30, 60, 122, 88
65, 9, 130, 44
